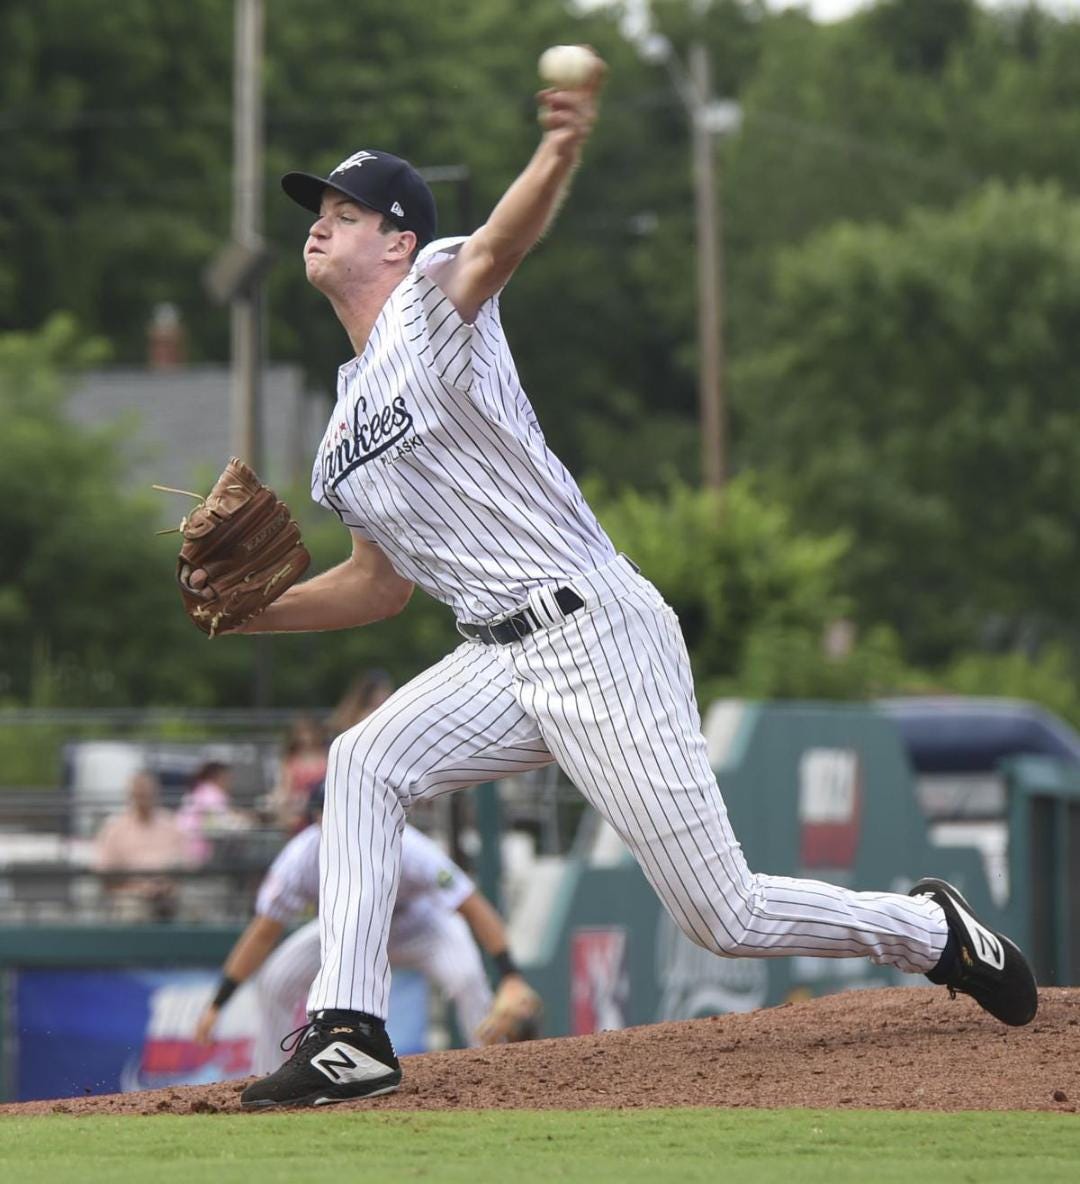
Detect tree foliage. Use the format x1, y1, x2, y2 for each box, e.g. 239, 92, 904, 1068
0, 315, 462, 706
736, 181, 1080, 665
723, 0, 1080, 355
933, 646, 1080, 733
6, 1, 1080, 710
588, 477, 908, 701
0, 315, 199, 705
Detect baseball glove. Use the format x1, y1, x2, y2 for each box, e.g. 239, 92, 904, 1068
158, 457, 310, 638
475, 976, 543, 1045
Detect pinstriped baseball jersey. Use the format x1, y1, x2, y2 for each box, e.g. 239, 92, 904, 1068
256, 821, 475, 942
310, 237, 616, 623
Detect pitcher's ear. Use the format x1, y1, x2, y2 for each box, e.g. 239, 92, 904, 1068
390, 230, 416, 259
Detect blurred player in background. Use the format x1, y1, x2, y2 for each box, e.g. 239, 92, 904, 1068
194, 787, 534, 1072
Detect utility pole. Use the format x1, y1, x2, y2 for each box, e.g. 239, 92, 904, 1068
231, 0, 272, 707
653, 34, 740, 492
689, 41, 726, 491
230, 0, 264, 471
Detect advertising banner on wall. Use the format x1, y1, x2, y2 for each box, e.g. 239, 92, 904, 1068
12, 967, 428, 1102
570, 927, 629, 1035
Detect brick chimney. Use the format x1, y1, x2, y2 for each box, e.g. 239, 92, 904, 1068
147, 302, 187, 369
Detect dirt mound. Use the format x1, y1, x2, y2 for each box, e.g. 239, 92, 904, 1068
4, 987, 1079, 1117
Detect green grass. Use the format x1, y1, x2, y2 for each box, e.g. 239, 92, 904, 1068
1, 1109, 1078, 1184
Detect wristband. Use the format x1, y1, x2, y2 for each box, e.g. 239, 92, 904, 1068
492, 950, 519, 982
212, 975, 240, 1009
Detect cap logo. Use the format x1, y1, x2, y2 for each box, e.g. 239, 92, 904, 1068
390, 201, 405, 218
331, 150, 378, 176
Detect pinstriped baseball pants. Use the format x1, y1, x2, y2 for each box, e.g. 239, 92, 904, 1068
309, 555, 948, 1018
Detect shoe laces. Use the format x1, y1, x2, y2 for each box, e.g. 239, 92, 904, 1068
279, 1020, 322, 1055
278, 1016, 370, 1056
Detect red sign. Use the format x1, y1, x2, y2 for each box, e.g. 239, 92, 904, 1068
798, 748, 863, 869
570, 927, 628, 1034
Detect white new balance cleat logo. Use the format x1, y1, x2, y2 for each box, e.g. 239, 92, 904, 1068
311, 1041, 393, 1084
958, 910, 1005, 970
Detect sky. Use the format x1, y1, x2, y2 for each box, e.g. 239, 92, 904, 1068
578, 0, 1080, 26
576, 1, 1080, 45
765, 0, 1080, 18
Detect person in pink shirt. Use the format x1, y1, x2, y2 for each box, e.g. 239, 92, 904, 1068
176, 761, 251, 866
95, 770, 189, 920
267, 718, 329, 834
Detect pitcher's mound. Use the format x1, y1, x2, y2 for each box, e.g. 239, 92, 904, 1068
4, 987, 1078, 1116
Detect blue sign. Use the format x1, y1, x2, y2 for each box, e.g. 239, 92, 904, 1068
14, 967, 429, 1102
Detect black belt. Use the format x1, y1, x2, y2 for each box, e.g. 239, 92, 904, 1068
457, 586, 585, 646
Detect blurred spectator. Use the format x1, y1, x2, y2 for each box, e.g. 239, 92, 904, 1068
325, 668, 395, 737
94, 770, 189, 922
267, 716, 329, 833
176, 760, 252, 866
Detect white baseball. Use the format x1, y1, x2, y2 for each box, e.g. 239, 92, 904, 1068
538, 45, 598, 89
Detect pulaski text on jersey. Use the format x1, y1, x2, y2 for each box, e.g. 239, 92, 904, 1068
324, 394, 415, 488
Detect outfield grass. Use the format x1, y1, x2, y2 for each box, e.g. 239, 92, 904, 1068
1, 1108, 1078, 1184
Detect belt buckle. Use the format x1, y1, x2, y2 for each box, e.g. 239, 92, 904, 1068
458, 604, 543, 647
508, 612, 532, 641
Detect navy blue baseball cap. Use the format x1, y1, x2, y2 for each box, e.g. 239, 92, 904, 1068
282, 149, 437, 247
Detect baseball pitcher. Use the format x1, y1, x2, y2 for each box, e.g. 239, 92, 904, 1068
172, 47, 1036, 1109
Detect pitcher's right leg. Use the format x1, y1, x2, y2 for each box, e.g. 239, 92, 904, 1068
243, 641, 551, 1108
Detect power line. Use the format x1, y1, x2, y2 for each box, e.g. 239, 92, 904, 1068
745, 110, 982, 190
0, 87, 676, 133
0, 94, 995, 196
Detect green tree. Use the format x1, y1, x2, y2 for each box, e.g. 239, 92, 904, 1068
736, 181, 1080, 665
11, 0, 1080, 499
0, 315, 211, 704
934, 646, 1080, 733
864, 0, 976, 76
722, 0, 1080, 359
587, 475, 908, 700
0, 0, 234, 358
0, 0, 744, 489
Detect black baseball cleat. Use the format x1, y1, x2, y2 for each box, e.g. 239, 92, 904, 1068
910, 877, 1038, 1027
241, 1015, 402, 1109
